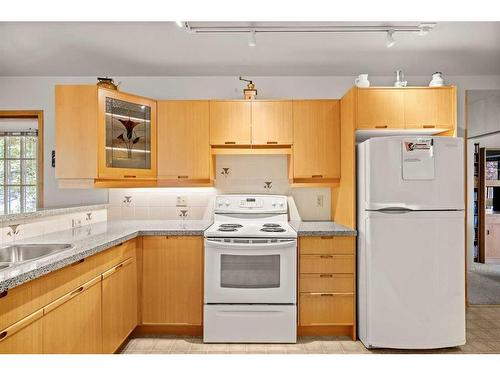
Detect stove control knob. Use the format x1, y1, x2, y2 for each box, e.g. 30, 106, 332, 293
217, 200, 223, 207
225, 200, 231, 207
272, 201, 277, 207
279, 202, 285, 208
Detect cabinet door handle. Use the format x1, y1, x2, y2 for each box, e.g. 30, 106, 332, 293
70, 286, 84, 296
177, 175, 189, 179
375, 125, 388, 129
124, 175, 137, 178
224, 141, 236, 145
487, 230, 490, 235
319, 274, 333, 278
312, 175, 323, 178
70, 258, 85, 267
0, 290, 8, 299
423, 125, 436, 129
266, 141, 278, 144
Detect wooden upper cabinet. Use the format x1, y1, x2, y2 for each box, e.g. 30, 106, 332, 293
356, 88, 405, 129
251, 101, 293, 145
293, 100, 341, 180
209, 101, 251, 145
98, 89, 157, 180
157, 101, 210, 181
404, 87, 456, 129
55, 85, 157, 184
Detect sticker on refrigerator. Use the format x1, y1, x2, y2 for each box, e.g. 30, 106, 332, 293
401, 138, 435, 180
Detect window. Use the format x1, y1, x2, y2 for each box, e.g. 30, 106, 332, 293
0, 111, 43, 215
0, 132, 38, 214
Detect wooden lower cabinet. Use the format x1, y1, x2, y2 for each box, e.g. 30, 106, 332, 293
142, 236, 203, 327
102, 257, 138, 353
42, 276, 102, 354
299, 293, 354, 325
0, 310, 43, 354
298, 236, 356, 339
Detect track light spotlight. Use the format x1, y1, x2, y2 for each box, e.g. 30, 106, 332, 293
386, 30, 396, 48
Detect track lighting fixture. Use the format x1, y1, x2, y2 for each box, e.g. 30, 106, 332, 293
386, 30, 396, 48
248, 30, 256, 47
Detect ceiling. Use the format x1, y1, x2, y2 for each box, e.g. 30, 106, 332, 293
1, 22, 499, 76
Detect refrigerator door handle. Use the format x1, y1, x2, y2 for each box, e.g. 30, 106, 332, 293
375, 207, 414, 214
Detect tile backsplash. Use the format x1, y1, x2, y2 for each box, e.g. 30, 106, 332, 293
108, 155, 332, 221
0, 209, 107, 245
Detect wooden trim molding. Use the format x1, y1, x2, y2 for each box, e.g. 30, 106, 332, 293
0, 110, 44, 208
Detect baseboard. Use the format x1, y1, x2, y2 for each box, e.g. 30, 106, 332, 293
298, 325, 355, 339
133, 324, 203, 336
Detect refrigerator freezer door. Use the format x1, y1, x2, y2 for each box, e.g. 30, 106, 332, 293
362, 136, 464, 210
360, 210, 465, 349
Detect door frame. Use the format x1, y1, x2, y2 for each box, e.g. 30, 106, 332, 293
0, 110, 44, 208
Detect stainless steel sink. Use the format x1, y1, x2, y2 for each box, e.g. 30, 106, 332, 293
0, 244, 73, 264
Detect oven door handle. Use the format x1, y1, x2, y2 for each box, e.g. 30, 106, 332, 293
205, 239, 297, 250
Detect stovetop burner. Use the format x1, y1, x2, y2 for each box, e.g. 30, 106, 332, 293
218, 227, 238, 232
262, 223, 281, 228
219, 224, 243, 228
260, 227, 286, 233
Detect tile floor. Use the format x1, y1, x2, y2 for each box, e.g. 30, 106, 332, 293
120, 306, 500, 354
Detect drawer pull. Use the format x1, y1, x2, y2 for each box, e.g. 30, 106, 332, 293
319, 274, 333, 278
320, 236, 333, 240
71, 286, 84, 296
375, 125, 388, 129
320, 255, 333, 259
224, 141, 236, 145
0, 331, 7, 340
423, 125, 435, 129
115, 263, 124, 271
321, 293, 334, 297
312, 175, 323, 178
177, 175, 189, 179
0, 290, 8, 299
70, 258, 85, 267
123, 175, 137, 178
266, 141, 278, 144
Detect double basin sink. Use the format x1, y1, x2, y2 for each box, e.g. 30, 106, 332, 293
0, 244, 73, 270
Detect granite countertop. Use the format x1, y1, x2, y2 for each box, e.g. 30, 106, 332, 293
0, 219, 212, 293
0, 219, 356, 292
289, 221, 357, 237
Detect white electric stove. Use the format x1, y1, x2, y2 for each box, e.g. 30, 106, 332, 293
203, 194, 297, 343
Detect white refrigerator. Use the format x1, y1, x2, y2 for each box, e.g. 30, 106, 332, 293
357, 136, 466, 349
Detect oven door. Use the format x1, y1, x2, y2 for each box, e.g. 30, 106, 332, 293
204, 238, 297, 304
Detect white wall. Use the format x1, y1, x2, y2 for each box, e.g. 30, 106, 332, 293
2, 75, 500, 207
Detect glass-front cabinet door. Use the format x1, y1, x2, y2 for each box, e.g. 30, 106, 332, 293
98, 89, 157, 179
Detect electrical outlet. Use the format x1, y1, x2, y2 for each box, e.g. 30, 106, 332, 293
176, 196, 188, 207
316, 195, 324, 208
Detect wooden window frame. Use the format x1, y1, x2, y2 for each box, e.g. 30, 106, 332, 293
0, 110, 44, 209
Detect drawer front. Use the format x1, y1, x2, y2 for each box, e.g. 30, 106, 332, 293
299, 274, 354, 293
299, 293, 354, 325
300, 236, 355, 255
300, 255, 354, 274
